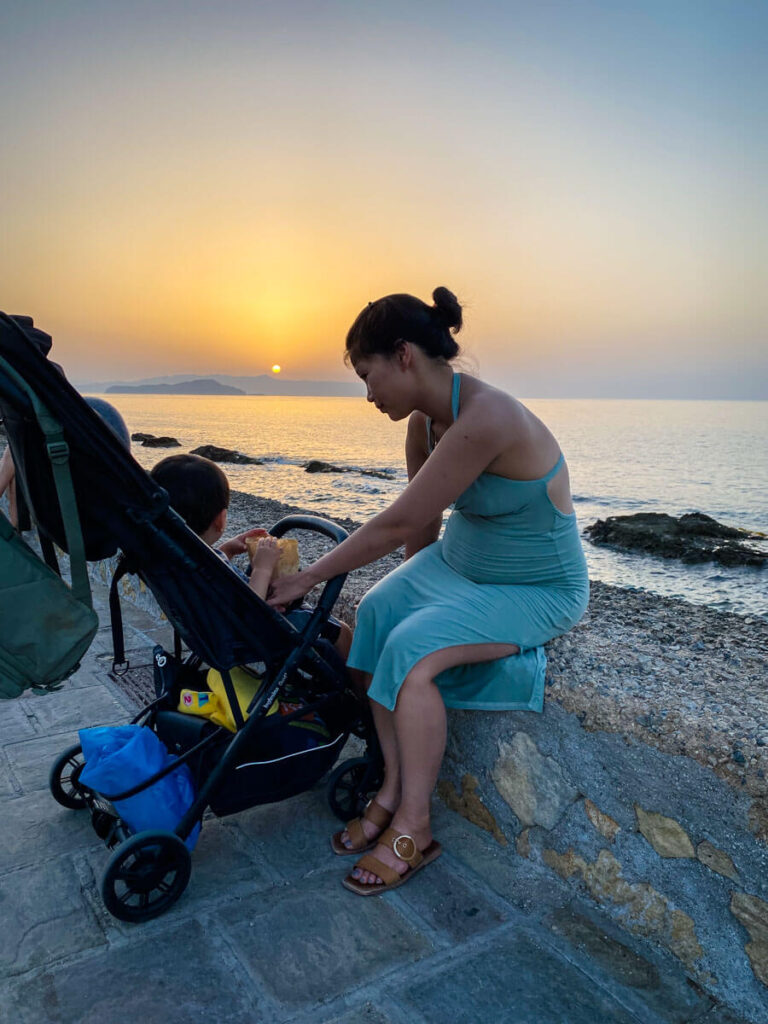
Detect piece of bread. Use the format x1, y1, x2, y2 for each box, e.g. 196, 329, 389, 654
245, 535, 300, 577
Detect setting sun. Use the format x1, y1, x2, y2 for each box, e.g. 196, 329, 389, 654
271, 364, 282, 374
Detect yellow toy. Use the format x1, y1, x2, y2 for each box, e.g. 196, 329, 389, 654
178, 667, 278, 731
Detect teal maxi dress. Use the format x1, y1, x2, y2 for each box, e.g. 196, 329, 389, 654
346, 373, 589, 712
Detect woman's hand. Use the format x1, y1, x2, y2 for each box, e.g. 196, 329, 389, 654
267, 568, 317, 611
218, 527, 268, 558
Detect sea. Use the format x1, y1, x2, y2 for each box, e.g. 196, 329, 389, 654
89, 393, 768, 620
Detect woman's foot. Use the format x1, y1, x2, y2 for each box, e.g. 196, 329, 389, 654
348, 815, 433, 886
331, 792, 398, 854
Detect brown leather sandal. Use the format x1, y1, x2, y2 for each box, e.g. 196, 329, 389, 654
342, 827, 442, 895
330, 798, 394, 856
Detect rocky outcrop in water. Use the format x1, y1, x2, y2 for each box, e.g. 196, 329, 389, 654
131, 433, 181, 448
190, 444, 262, 464
304, 459, 393, 480
584, 512, 767, 568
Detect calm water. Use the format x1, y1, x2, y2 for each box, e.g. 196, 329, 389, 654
91, 393, 768, 619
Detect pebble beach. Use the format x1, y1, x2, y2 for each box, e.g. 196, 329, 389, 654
227, 487, 768, 833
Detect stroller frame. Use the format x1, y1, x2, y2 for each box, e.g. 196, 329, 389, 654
0, 312, 383, 921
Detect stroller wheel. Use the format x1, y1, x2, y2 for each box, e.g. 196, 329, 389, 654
49, 744, 88, 810
326, 756, 384, 822
101, 831, 191, 923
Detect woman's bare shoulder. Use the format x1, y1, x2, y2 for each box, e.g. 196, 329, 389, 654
459, 376, 525, 426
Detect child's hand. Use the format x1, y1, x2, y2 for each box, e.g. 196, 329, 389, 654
250, 535, 281, 573
248, 535, 281, 600
219, 527, 268, 558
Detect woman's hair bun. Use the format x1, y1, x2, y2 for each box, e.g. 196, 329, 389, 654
432, 287, 463, 334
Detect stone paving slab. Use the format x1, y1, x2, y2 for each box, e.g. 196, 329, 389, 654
396, 927, 641, 1024
3, 731, 83, 793
0, 752, 19, 798
0, 700, 37, 744
217, 867, 433, 1012
17, 682, 124, 735
0, 857, 106, 978
0, 920, 265, 1024
233, 786, 347, 880
0, 790, 98, 872
83, 815, 279, 940
391, 855, 509, 945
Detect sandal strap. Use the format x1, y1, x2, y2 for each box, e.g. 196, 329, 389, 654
356, 852, 401, 886
346, 817, 367, 848
344, 799, 394, 848
379, 828, 423, 869
364, 799, 393, 830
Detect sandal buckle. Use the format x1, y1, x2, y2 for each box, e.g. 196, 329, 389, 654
392, 834, 416, 861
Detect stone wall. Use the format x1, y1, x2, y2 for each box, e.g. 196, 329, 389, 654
439, 703, 768, 1023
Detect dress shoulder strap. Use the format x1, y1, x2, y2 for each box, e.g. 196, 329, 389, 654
540, 452, 565, 483
451, 372, 461, 421
426, 373, 460, 452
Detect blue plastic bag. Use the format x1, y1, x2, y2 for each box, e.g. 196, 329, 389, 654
78, 725, 200, 850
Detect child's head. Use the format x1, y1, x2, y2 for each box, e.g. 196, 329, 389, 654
150, 454, 229, 542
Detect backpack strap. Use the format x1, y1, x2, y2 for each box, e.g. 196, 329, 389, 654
0, 354, 92, 609
39, 530, 60, 574
109, 555, 132, 673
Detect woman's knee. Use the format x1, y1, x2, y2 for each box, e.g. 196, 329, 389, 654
401, 660, 438, 691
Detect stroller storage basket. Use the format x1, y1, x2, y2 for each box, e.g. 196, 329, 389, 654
210, 729, 348, 816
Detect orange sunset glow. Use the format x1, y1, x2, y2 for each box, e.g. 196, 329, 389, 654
0, 2, 765, 398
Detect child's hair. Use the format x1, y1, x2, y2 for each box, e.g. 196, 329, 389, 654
345, 286, 462, 365
150, 453, 229, 536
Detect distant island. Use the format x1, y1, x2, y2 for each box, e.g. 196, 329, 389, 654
80, 372, 364, 398
107, 378, 246, 396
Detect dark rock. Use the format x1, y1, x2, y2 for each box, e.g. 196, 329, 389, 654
732, 749, 746, 764
305, 459, 344, 474
136, 434, 181, 448
584, 512, 767, 568
304, 459, 393, 480
190, 444, 261, 464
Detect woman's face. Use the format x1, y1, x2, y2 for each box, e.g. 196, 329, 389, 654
353, 353, 410, 420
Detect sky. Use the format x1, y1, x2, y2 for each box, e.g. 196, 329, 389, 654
1, 0, 766, 398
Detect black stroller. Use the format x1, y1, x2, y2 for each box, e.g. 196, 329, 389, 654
0, 313, 382, 922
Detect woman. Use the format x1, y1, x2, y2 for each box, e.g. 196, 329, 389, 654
269, 287, 589, 895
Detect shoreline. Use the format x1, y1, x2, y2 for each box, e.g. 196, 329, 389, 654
227, 488, 768, 830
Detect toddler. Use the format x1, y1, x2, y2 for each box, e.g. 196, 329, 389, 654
150, 453, 351, 658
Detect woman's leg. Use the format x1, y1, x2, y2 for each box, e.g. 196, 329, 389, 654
350, 641, 518, 885
337, 671, 402, 849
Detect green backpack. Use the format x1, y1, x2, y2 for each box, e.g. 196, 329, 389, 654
0, 358, 98, 698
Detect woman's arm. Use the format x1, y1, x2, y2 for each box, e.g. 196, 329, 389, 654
268, 395, 509, 606
403, 411, 441, 559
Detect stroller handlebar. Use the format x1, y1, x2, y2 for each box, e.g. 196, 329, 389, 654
269, 513, 349, 547
269, 513, 350, 612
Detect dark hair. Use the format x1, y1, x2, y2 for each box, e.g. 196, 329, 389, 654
150, 454, 229, 536
345, 287, 462, 364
